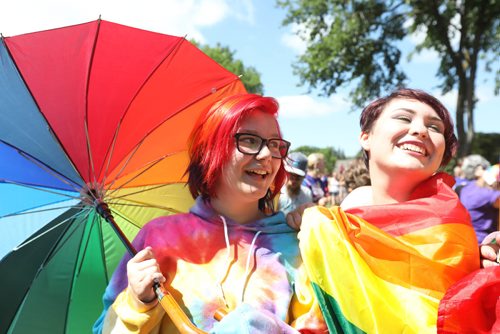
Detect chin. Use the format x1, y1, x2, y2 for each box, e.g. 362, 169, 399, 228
241, 186, 268, 200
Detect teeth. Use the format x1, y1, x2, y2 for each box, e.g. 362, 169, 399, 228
399, 143, 426, 155
248, 169, 268, 175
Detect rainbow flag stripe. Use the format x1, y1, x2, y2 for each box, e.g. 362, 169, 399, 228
299, 174, 481, 333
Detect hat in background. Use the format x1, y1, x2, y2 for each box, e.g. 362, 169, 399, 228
285, 152, 308, 177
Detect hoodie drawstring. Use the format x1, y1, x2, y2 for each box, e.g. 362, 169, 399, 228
217, 216, 232, 308
241, 230, 261, 303
217, 216, 262, 307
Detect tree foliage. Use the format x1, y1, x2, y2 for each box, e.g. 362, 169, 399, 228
291, 145, 347, 173
471, 132, 500, 164
191, 40, 264, 94
277, 0, 500, 157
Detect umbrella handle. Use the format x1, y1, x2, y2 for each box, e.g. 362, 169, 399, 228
97, 201, 208, 333
99, 201, 223, 333
213, 307, 228, 321
154, 281, 208, 334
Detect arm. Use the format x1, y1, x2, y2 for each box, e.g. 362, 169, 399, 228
286, 202, 315, 230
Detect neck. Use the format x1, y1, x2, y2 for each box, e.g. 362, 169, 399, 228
369, 166, 423, 205
210, 191, 263, 224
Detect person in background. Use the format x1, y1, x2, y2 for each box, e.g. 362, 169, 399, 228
343, 157, 371, 194
327, 171, 340, 205
278, 152, 313, 216
303, 153, 330, 206
452, 157, 467, 190
458, 154, 500, 243
93, 94, 326, 333
337, 157, 372, 209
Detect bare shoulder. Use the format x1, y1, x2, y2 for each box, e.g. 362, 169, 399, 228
340, 186, 373, 210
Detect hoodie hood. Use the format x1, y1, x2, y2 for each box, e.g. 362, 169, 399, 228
190, 196, 295, 235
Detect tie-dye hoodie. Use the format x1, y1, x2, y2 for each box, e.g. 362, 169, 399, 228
93, 197, 326, 333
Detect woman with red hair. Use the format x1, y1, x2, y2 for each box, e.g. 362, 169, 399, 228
94, 94, 326, 333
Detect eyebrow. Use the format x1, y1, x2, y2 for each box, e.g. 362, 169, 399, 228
238, 129, 282, 138
394, 108, 444, 123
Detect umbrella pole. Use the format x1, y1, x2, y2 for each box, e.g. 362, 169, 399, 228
95, 200, 208, 334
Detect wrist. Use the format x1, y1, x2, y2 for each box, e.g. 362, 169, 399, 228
127, 286, 158, 312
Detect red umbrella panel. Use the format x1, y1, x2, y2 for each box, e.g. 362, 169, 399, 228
0, 19, 246, 334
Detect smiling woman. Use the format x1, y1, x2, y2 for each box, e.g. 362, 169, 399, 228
358, 93, 450, 204
296, 88, 500, 333
93, 93, 326, 333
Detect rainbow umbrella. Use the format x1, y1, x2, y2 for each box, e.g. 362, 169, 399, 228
0, 19, 245, 333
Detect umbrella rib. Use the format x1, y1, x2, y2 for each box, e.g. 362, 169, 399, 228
108, 206, 142, 231
105, 149, 181, 196
96, 211, 111, 285
100, 121, 122, 190
97, 36, 187, 184
83, 17, 103, 185
1, 139, 82, 193
107, 183, 171, 199
84, 120, 98, 187
1, 178, 81, 200
12, 207, 91, 252
107, 201, 185, 214
74, 209, 99, 278
1, 203, 85, 219
63, 206, 96, 334
104, 140, 146, 192
40, 208, 93, 264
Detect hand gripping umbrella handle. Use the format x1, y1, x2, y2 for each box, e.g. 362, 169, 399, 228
96, 200, 208, 334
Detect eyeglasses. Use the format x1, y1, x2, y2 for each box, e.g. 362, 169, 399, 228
234, 133, 290, 159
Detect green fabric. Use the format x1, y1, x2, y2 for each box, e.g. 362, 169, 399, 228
1, 208, 79, 333
312, 282, 366, 334
8, 211, 86, 333
2, 208, 133, 334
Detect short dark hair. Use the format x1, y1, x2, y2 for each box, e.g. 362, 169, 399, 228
360, 88, 458, 168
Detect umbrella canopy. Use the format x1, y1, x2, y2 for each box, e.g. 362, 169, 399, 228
0, 19, 245, 334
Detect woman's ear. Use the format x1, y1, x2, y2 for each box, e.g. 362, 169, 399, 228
359, 131, 370, 151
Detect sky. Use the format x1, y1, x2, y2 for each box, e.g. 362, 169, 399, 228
1, 0, 498, 157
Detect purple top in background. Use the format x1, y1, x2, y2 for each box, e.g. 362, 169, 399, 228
459, 182, 500, 243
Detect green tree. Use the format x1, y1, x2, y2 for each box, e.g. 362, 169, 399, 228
471, 132, 500, 164
292, 145, 346, 173
277, 0, 500, 157
191, 40, 264, 94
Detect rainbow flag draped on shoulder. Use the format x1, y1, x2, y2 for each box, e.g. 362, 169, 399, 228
298, 173, 490, 333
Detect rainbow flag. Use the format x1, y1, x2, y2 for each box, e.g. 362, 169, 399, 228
299, 173, 481, 333
438, 266, 500, 333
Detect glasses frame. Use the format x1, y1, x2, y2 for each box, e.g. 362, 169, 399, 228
234, 133, 290, 159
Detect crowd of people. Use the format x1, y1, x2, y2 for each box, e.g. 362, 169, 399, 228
453, 154, 500, 243
278, 153, 371, 214
93, 89, 499, 334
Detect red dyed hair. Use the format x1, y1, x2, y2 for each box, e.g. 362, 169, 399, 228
360, 88, 458, 167
186, 93, 287, 212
